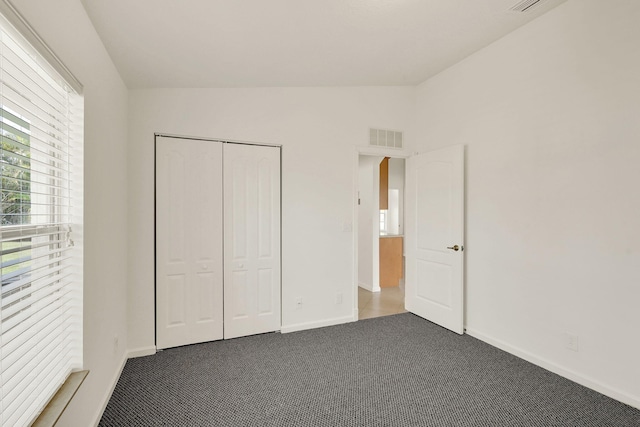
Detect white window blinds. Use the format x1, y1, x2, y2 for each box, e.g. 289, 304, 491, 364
0, 10, 83, 427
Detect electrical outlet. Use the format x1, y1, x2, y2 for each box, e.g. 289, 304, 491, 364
336, 292, 343, 305
295, 297, 303, 309
564, 333, 579, 352
113, 334, 119, 353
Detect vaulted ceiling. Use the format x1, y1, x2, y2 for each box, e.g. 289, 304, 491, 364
80, 0, 567, 88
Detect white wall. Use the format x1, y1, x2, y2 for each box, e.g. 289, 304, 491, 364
127, 87, 415, 347
414, 0, 640, 407
11, 0, 130, 425
357, 156, 382, 291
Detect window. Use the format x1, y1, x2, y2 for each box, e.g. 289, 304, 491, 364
0, 10, 83, 427
380, 210, 387, 232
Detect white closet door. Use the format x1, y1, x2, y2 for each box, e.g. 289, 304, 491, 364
156, 136, 224, 349
224, 143, 281, 339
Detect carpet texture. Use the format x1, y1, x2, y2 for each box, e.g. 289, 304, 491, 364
100, 314, 640, 426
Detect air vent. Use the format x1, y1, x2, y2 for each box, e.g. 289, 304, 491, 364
369, 128, 403, 149
509, 0, 546, 12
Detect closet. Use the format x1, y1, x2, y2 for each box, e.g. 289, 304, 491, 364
155, 135, 281, 350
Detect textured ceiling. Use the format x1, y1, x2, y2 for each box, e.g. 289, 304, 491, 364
80, 0, 567, 88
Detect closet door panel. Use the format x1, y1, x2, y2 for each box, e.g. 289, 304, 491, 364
224, 143, 281, 339
156, 137, 224, 349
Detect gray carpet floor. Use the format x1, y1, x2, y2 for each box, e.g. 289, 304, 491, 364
100, 313, 640, 426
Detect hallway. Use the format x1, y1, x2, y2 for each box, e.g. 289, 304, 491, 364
358, 286, 406, 320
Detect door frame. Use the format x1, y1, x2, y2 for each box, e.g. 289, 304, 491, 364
154, 132, 283, 349
352, 146, 411, 320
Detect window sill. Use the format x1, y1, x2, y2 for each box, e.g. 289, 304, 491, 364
31, 370, 89, 427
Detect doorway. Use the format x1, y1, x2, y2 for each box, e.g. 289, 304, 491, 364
354, 145, 466, 334
356, 154, 406, 320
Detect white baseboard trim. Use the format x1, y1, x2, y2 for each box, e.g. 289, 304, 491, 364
465, 328, 640, 410
281, 315, 355, 334
90, 351, 128, 427
128, 346, 156, 358
358, 283, 381, 293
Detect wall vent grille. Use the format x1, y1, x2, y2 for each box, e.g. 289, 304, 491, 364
369, 128, 403, 149
510, 0, 545, 12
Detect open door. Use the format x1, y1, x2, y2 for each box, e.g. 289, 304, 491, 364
405, 145, 464, 334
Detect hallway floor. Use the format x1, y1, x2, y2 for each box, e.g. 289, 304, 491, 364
358, 286, 406, 320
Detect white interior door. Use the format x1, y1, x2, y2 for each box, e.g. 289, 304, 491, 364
405, 145, 465, 334
224, 143, 281, 339
156, 136, 224, 349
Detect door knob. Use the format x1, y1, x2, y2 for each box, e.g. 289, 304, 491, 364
447, 245, 461, 251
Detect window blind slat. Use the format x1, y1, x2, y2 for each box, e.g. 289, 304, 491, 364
1, 154, 71, 176
2, 313, 73, 381
1, 85, 69, 133
0, 189, 70, 204
0, 132, 30, 152
0, 81, 68, 131
1, 45, 68, 109
1, 35, 69, 102
2, 229, 69, 246
0, 170, 69, 190
2, 126, 71, 160
1, 286, 74, 350
0, 91, 69, 141
2, 308, 76, 379
0, 266, 70, 318
0, 38, 68, 103
1, 236, 68, 258
3, 341, 73, 423
0, 118, 30, 141
0, 166, 70, 185
0, 66, 67, 126
1, 256, 71, 289
0, 224, 67, 240
2, 261, 73, 308
1, 286, 72, 337
0, 200, 71, 212
1, 268, 72, 312
2, 313, 68, 383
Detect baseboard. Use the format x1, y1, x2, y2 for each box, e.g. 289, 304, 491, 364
358, 283, 381, 293
281, 315, 355, 334
465, 328, 640, 410
90, 351, 128, 427
128, 346, 156, 358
